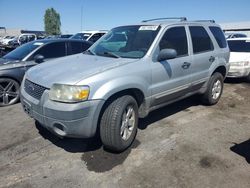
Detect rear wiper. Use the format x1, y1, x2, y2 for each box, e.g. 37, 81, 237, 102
83, 49, 95, 55
102, 51, 120, 58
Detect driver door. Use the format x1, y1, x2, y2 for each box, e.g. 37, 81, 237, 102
151, 26, 193, 106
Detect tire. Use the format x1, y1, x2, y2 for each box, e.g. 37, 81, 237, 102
201, 72, 224, 105
100, 95, 138, 152
246, 73, 250, 82
0, 78, 20, 107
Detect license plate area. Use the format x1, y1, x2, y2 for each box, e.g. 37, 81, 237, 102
22, 99, 33, 117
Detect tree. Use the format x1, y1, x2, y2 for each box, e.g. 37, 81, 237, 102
44, 8, 61, 35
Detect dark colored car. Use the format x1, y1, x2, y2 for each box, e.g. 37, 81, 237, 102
0, 39, 92, 106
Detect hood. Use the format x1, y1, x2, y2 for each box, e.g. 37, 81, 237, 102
0, 58, 24, 70
26, 53, 138, 88
229, 52, 250, 63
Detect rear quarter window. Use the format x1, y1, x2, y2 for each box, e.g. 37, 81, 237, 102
209, 26, 227, 48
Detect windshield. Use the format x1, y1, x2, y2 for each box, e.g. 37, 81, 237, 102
71, 33, 91, 40
90, 25, 160, 59
228, 40, 250, 52
3, 41, 43, 60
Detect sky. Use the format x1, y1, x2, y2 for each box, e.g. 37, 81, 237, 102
0, 0, 250, 34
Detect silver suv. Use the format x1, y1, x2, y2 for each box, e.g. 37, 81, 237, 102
20, 18, 230, 152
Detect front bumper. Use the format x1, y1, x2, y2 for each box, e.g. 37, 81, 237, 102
20, 83, 105, 138
227, 65, 250, 78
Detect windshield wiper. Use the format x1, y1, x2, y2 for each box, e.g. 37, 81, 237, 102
83, 49, 95, 55
102, 51, 120, 58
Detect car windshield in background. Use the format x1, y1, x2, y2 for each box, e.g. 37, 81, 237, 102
228, 40, 250, 52
71, 33, 91, 40
90, 25, 160, 59
3, 41, 43, 60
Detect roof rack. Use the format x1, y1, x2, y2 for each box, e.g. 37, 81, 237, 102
192, 20, 215, 23
142, 17, 187, 23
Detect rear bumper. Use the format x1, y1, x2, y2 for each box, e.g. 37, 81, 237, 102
227, 66, 250, 78
20, 83, 105, 138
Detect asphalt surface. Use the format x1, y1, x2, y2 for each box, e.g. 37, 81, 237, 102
0, 79, 249, 188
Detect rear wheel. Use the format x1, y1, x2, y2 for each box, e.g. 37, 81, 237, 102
0, 78, 20, 107
201, 72, 224, 105
100, 95, 138, 152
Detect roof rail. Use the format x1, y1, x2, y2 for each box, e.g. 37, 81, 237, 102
142, 17, 187, 23
192, 20, 215, 23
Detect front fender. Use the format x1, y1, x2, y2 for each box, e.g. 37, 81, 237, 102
91, 76, 150, 100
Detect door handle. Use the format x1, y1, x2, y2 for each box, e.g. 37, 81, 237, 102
209, 56, 215, 62
182, 62, 191, 69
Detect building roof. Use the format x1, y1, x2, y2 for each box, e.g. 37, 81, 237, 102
220, 22, 250, 31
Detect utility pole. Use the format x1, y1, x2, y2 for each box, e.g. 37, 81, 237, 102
80, 5, 83, 31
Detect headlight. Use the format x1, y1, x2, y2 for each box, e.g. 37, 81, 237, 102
49, 84, 90, 103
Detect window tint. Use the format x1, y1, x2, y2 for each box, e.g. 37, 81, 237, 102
209, 26, 227, 48
159, 27, 188, 57
88, 33, 105, 43
228, 40, 250, 52
33, 42, 66, 59
190, 26, 214, 53
70, 41, 91, 54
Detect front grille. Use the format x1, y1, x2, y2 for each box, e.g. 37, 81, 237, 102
24, 79, 48, 100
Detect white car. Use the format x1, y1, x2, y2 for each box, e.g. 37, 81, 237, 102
70, 30, 107, 43
227, 38, 250, 80
1, 36, 16, 45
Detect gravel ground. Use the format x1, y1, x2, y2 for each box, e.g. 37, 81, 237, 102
0, 79, 249, 188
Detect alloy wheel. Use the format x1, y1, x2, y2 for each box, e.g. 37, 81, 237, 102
0, 78, 20, 106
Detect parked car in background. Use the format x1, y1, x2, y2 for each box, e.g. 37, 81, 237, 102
71, 30, 107, 43
225, 32, 247, 39
0, 36, 16, 45
227, 38, 250, 80
18, 33, 37, 45
20, 18, 229, 152
0, 39, 92, 106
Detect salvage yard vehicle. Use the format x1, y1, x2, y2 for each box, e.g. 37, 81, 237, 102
0, 39, 92, 106
20, 18, 230, 152
227, 38, 250, 80
71, 30, 107, 43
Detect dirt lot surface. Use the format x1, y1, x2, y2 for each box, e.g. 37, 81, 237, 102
0, 80, 249, 188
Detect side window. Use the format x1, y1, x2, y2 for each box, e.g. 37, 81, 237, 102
159, 27, 188, 57
88, 33, 105, 43
33, 42, 66, 59
70, 42, 84, 54
70, 42, 91, 54
189, 26, 214, 54
209, 26, 227, 48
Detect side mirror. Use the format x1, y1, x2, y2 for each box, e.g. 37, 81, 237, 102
34, 54, 44, 63
157, 49, 177, 62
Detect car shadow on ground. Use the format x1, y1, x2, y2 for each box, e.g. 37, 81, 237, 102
225, 77, 249, 84
230, 139, 250, 164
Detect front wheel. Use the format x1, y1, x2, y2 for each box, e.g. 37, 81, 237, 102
100, 95, 138, 152
0, 78, 20, 107
201, 72, 224, 105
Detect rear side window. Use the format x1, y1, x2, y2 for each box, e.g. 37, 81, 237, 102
70, 42, 91, 54
228, 40, 250, 52
33, 42, 66, 59
190, 26, 214, 54
159, 27, 188, 57
88, 33, 105, 43
209, 26, 227, 48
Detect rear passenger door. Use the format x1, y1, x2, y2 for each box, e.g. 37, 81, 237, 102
151, 26, 193, 106
188, 26, 215, 88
